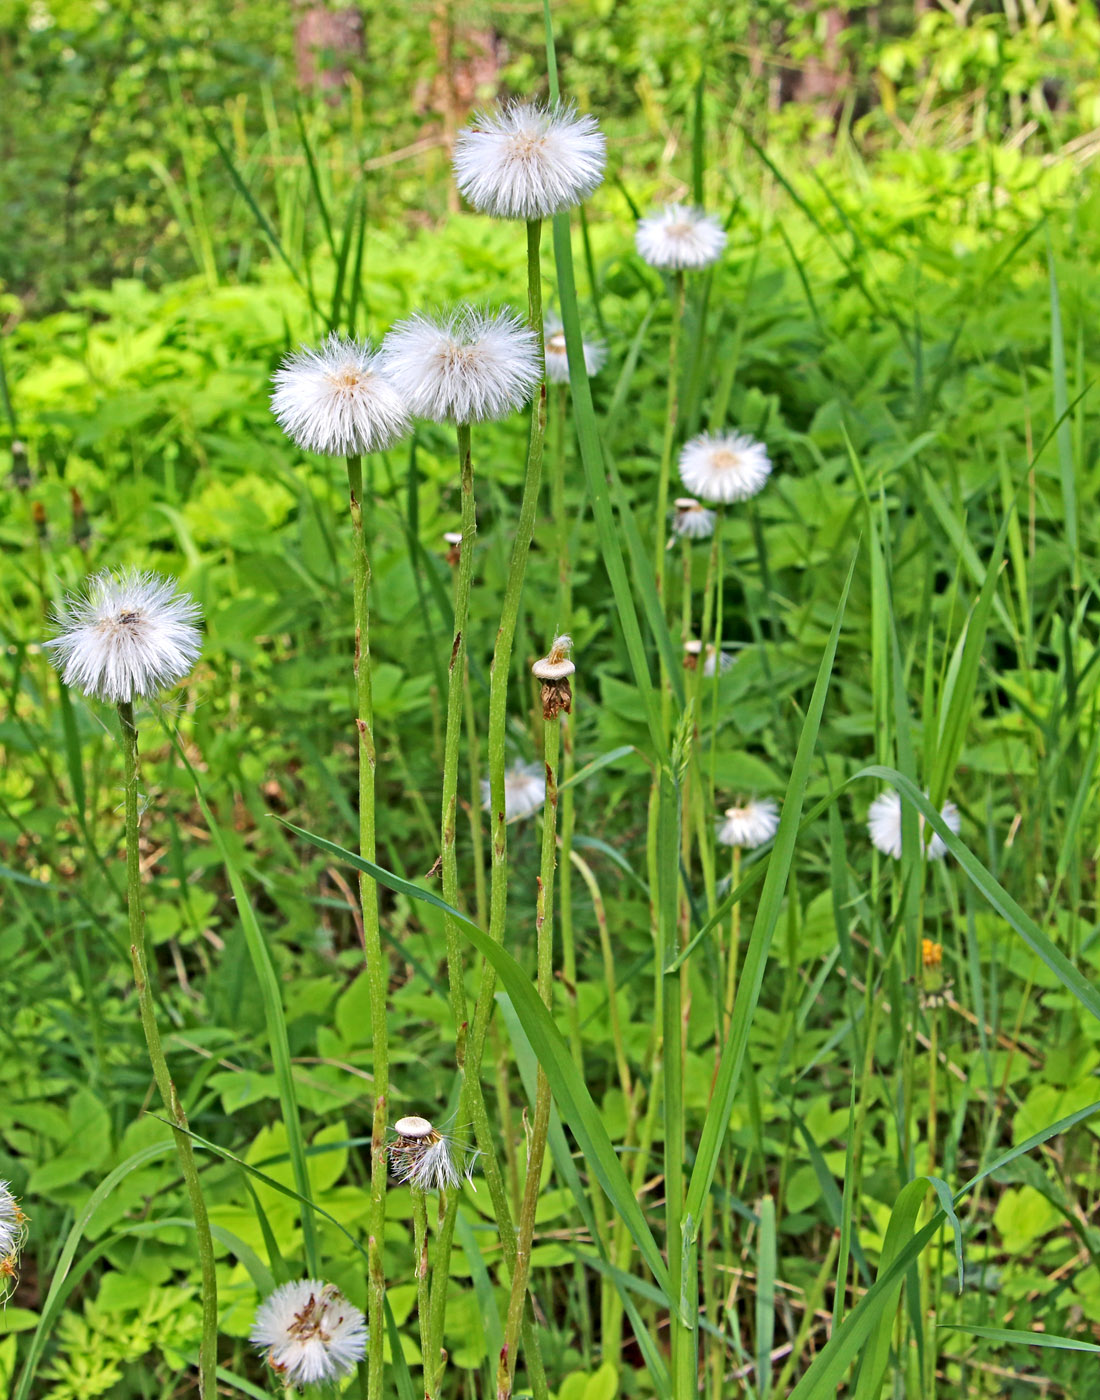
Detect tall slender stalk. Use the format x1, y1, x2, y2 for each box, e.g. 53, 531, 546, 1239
654, 271, 686, 603
119, 701, 217, 1400
345, 453, 388, 1400
428, 218, 549, 1396
550, 380, 582, 1064
498, 709, 560, 1400
439, 423, 476, 1038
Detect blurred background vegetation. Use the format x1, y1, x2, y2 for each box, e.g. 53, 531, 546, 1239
5, 0, 1100, 311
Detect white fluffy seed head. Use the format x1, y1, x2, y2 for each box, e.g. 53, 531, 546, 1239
868, 790, 961, 861
250, 1279, 367, 1389
543, 314, 606, 384
271, 334, 411, 456
0, 1182, 26, 1262
636, 204, 727, 271
678, 432, 772, 504
45, 569, 202, 705
481, 760, 546, 823
381, 308, 541, 424
389, 1121, 477, 1192
453, 100, 606, 220
717, 799, 780, 850
702, 644, 734, 677
670, 498, 716, 541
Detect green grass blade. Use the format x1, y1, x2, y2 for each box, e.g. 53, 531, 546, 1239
938, 1325, 1100, 1353
278, 820, 672, 1299
756, 1195, 776, 1400
929, 510, 1011, 808
684, 548, 855, 1225
1047, 232, 1078, 586
294, 102, 337, 259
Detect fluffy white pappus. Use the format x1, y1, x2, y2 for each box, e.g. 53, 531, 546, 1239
251, 1279, 367, 1389
453, 100, 606, 220
702, 644, 734, 678
0, 1182, 25, 1261
389, 1119, 477, 1193
678, 432, 772, 504
717, 799, 780, 850
381, 308, 541, 424
46, 569, 202, 705
481, 760, 546, 823
670, 498, 716, 542
868, 790, 960, 861
271, 334, 410, 456
636, 204, 726, 271
543, 315, 606, 384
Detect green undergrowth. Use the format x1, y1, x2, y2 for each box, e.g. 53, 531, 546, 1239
2, 139, 1100, 1397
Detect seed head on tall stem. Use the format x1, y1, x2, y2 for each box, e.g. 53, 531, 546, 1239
46, 568, 218, 1398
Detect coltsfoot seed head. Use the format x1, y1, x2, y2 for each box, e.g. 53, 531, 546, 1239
251, 1279, 367, 1388
46, 569, 202, 704
0, 1181, 27, 1299
670, 497, 717, 542
678, 431, 772, 504
271, 334, 411, 456
389, 1118, 477, 1192
481, 760, 546, 823
868, 789, 960, 861
636, 204, 726, 271
453, 101, 606, 220
381, 308, 542, 425
543, 315, 606, 384
717, 799, 780, 850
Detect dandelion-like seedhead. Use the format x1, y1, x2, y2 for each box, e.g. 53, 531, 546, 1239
543, 315, 606, 384
381, 308, 541, 425
678, 432, 772, 504
251, 1279, 367, 1389
390, 1116, 478, 1193
271, 334, 410, 457
683, 640, 734, 675
867, 789, 960, 861
46, 569, 202, 705
481, 760, 546, 823
0, 1181, 27, 1297
717, 799, 780, 850
636, 204, 726, 271
453, 101, 606, 221
670, 497, 716, 542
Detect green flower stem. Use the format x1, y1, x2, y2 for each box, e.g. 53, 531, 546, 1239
653, 270, 686, 603
550, 379, 581, 1064
723, 844, 742, 1038
119, 701, 217, 1400
463, 653, 489, 931
681, 536, 693, 644
657, 765, 694, 1400
462, 216, 548, 1168
439, 421, 476, 1040
498, 711, 560, 1400
412, 1188, 432, 1399
428, 218, 549, 1397
569, 846, 627, 1347
345, 452, 388, 1400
